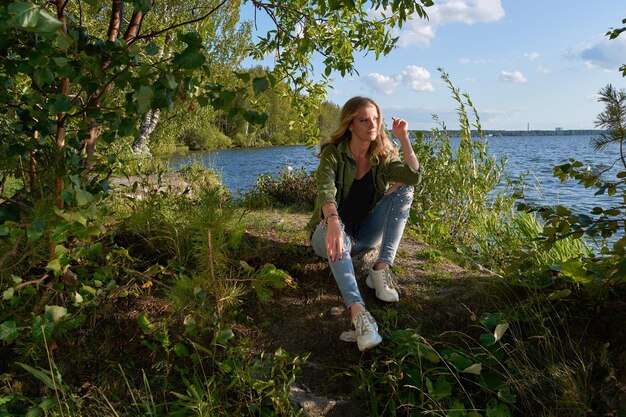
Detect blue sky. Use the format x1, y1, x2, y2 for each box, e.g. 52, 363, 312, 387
243, 1, 626, 131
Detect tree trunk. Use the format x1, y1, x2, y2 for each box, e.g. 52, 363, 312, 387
132, 109, 161, 154
131, 34, 173, 154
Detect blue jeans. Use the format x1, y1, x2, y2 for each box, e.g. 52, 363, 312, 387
310, 185, 414, 308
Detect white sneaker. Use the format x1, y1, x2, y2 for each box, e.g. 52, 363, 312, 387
352, 309, 382, 351
366, 267, 400, 302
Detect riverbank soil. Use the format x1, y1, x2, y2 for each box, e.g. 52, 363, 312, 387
233, 209, 507, 416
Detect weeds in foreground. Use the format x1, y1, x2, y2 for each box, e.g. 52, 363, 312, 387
352, 313, 516, 417
0, 166, 301, 417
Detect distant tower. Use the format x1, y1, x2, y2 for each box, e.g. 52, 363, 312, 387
527, 123, 530, 131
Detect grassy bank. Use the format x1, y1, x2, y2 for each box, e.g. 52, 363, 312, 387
1, 165, 625, 416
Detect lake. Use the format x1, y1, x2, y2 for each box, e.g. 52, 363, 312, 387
168, 135, 622, 214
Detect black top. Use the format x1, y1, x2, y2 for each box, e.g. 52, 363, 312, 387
339, 170, 374, 226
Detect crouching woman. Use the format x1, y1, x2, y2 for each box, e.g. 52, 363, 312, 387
306, 96, 421, 351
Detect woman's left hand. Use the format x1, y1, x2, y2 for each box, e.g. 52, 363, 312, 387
391, 117, 408, 140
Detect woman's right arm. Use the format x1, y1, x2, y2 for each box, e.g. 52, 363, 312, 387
316, 146, 343, 261
321, 202, 342, 261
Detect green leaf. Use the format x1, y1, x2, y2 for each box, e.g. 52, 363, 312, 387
235, 72, 251, 83
54, 208, 88, 226
493, 322, 509, 342
214, 328, 234, 345
174, 342, 190, 358
555, 205, 571, 216
45, 305, 68, 323
172, 46, 206, 69
137, 311, 153, 333
478, 312, 499, 328
35, 9, 63, 32
242, 110, 269, 126
165, 74, 178, 89
56, 32, 73, 50
463, 363, 482, 375
0, 321, 19, 341
52, 57, 68, 67
74, 187, 93, 206
16, 362, 56, 390
8, 1, 39, 28
498, 387, 517, 405
479, 333, 496, 347
486, 399, 511, 417
425, 376, 452, 400
3, 287, 14, 300
133, 0, 153, 13
51, 94, 71, 113
136, 85, 154, 114
558, 259, 591, 283
547, 288, 571, 300
178, 31, 203, 48
252, 77, 270, 96
443, 350, 473, 371
27, 219, 44, 241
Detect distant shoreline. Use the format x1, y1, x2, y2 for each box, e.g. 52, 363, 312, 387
414, 129, 605, 138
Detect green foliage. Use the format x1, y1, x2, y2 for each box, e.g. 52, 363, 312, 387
1, 313, 305, 417
242, 166, 317, 210
352, 314, 515, 416
179, 124, 233, 151
167, 344, 305, 417
517, 161, 626, 291
508, 81, 626, 293
472, 209, 591, 285
411, 70, 512, 249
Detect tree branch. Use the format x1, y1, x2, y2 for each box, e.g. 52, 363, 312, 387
108, 0, 123, 41
131, 0, 229, 43
124, 8, 143, 43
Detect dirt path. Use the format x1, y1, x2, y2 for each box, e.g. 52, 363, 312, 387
235, 210, 502, 416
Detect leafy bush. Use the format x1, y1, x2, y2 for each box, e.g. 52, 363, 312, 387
179, 124, 232, 151
353, 314, 516, 417
242, 166, 316, 210
412, 70, 516, 260
0, 165, 303, 417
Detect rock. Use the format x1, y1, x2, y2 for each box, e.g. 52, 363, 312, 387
351, 245, 380, 276
290, 385, 361, 417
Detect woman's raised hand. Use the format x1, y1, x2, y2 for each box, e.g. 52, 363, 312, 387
391, 117, 409, 140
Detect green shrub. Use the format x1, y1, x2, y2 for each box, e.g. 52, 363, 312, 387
412, 69, 511, 251
242, 166, 316, 210
352, 315, 516, 417
179, 124, 232, 151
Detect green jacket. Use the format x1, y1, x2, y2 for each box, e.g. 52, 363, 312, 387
306, 140, 421, 234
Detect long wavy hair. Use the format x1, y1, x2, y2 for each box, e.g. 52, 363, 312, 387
320, 96, 399, 164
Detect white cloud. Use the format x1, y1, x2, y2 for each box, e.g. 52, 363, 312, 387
396, 23, 436, 48
432, 0, 505, 25
499, 70, 527, 83
538, 65, 550, 75
566, 35, 626, 71
402, 66, 435, 91
459, 58, 491, 65
364, 66, 434, 95
523, 52, 540, 61
396, 0, 505, 47
365, 73, 400, 95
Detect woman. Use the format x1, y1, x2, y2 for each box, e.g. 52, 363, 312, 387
306, 96, 421, 351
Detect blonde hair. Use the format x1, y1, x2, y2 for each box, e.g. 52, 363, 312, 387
320, 96, 398, 163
